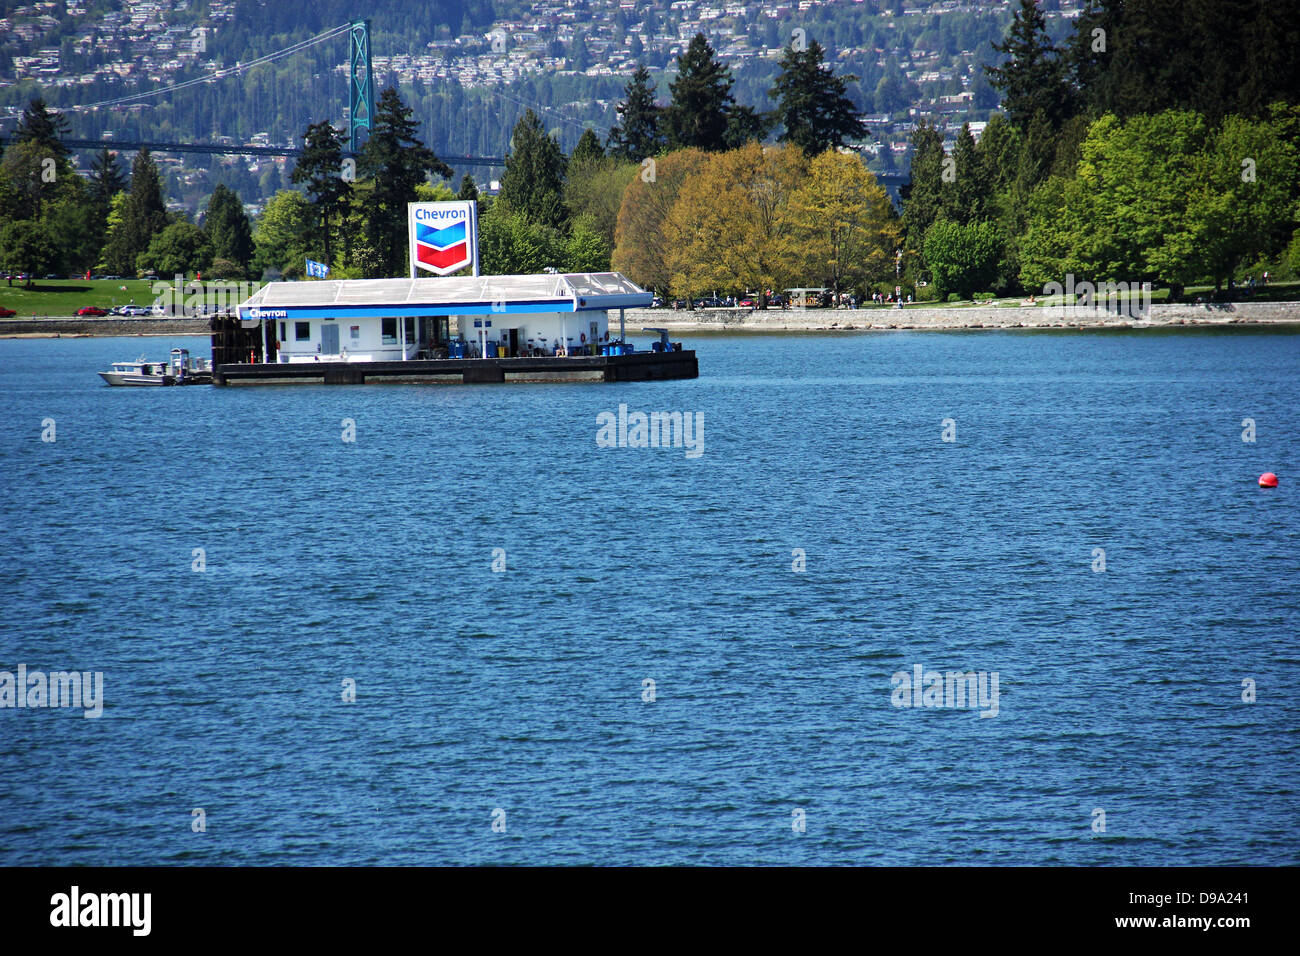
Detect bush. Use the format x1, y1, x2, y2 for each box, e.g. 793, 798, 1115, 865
946, 292, 962, 302
1285, 229, 1300, 280
205, 257, 245, 280
923, 219, 1002, 298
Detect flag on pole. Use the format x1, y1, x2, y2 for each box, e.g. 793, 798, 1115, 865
306, 259, 330, 278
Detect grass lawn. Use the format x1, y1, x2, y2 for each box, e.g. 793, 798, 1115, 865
0, 278, 163, 317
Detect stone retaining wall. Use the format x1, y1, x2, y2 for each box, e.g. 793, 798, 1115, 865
620, 300, 1300, 332
5, 300, 1298, 338
0, 317, 211, 336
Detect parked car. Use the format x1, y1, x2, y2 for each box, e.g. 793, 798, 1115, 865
0, 306, 16, 317
76, 306, 109, 316
650, 296, 664, 308
121, 305, 150, 316
738, 298, 755, 308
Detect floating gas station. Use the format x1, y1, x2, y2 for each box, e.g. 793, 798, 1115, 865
215, 201, 696, 385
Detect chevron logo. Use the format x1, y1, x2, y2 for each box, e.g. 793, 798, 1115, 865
413, 215, 471, 275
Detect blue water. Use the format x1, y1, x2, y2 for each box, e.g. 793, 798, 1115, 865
0, 329, 1297, 865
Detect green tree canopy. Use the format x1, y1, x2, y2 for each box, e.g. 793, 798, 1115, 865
139, 219, 210, 277
499, 109, 568, 229
204, 183, 254, 275
572, 128, 605, 164
607, 65, 664, 161
923, 219, 1002, 297
984, 0, 1072, 130
104, 148, 168, 277
358, 87, 454, 277
291, 121, 352, 268
663, 34, 736, 152
479, 205, 564, 274
457, 173, 480, 204
251, 188, 313, 278
13, 98, 70, 161
769, 39, 867, 155
0, 219, 59, 286
87, 149, 128, 220
899, 120, 946, 271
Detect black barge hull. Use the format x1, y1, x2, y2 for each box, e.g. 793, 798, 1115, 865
213, 350, 698, 386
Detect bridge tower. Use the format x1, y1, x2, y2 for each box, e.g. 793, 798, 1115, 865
348, 19, 374, 153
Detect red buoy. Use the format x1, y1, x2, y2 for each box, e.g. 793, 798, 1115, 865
1259, 472, 1278, 488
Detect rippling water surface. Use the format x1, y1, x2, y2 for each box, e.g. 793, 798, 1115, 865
1, 328, 1297, 865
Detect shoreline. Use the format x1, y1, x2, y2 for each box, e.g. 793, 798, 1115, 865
3, 300, 1299, 338
619, 300, 1300, 332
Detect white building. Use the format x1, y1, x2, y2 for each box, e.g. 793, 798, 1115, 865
236, 272, 652, 363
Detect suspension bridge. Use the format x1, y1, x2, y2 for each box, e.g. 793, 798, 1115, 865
2, 20, 511, 168
6, 18, 906, 184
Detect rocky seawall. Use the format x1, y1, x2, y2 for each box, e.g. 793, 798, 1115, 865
0, 317, 211, 337
621, 300, 1300, 332
4, 300, 1298, 338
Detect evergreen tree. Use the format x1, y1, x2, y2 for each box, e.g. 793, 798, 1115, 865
204, 183, 254, 274
358, 87, 454, 277
87, 149, 127, 216
458, 174, 480, 202
984, 0, 1072, 130
663, 34, 736, 152
572, 128, 605, 164
723, 105, 775, 149
899, 121, 947, 266
499, 109, 568, 229
13, 98, 70, 161
1066, 0, 1120, 115
769, 39, 867, 155
291, 121, 351, 267
104, 148, 168, 276
80, 149, 125, 275
607, 65, 664, 160
0, 140, 69, 221
947, 123, 991, 224
1061, 0, 1298, 123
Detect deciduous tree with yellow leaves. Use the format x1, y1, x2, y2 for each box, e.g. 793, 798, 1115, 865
611, 148, 709, 292
662, 142, 807, 300
779, 150, 901, 299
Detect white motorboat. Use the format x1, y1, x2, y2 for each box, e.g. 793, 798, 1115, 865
98, 349, 214, 386
98, 356, 171, 386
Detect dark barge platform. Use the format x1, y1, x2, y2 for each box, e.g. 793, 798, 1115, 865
213, 349, 698, 386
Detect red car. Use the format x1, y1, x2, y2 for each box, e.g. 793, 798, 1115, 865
0, 306, 16, 318
77, 306, 109, 317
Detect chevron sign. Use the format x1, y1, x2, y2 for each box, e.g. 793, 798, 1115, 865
408, 201, 478, 277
